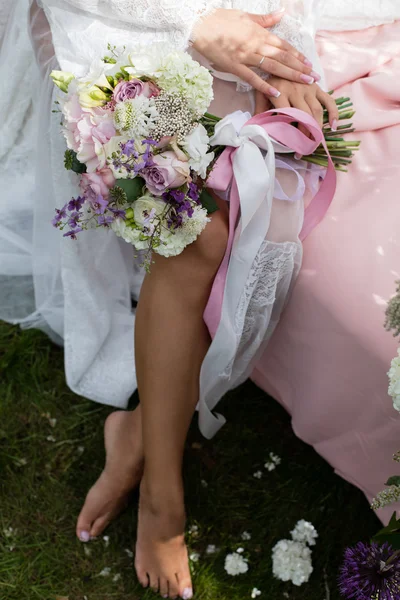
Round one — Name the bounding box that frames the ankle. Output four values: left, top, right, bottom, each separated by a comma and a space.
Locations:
140, 475, 185, 518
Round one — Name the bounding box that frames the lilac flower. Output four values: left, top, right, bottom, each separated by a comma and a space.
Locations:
120, 139, 138, 159
188, 182, 200, 203
90, 194, 109, 215
109, 207, 126, 219
51, 205, 68, 227
68, 196, 85, 211
339, 542, 400, 600
97, 214, 114, 227
68, 211, 81, 228
63, 227, 83, 240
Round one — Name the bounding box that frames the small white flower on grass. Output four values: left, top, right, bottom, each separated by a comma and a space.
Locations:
236, 547, 244, 554
241, 531, 251, 541
206, 544, 218, 555
253, 471, 263, 479
283, 593, 289, 599
8, 545, 15, 552
113, 573, 122, 582
15, 457, 28, 467
188, 525, 199, 536
103, 535, 110, 548
272, 540, 313, 586
49, 418, 57, 428
224, 552, 249, 576
46, 435, 56, 442
83, 545, 91, 557
77, 446, 85, 455
201, 479, 208, 488
99, 567, 111, 577
190, 552, 200, 563
251, 589, 262, 598
4, 527, 15, 538
265, 453, 281, 471
290, 520, 318, 547
124, 548, 133, 558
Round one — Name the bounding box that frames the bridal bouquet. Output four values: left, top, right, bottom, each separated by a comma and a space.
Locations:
51, 44, 220, 269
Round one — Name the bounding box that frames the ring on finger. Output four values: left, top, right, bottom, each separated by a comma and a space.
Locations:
258, 55, 266, 67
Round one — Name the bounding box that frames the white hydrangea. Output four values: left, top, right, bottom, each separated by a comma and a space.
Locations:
272, 540, 313, 586
156, 206, 209, 258
114, 96, 158, 139
224, 552, 249, 576
290, 520, 318, 547
388, 348, 400, 411
155, 51, 214, 115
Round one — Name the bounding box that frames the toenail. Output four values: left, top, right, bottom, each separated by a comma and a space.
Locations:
79, 531, 90, 542
182, 588, 193, 600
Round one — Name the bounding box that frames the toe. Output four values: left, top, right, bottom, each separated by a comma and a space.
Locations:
136, 568, 149, 588
159, 577, 169, 598
76, 508, 92, 543
168, 575, 180, 599
149, 573, 159, 594
177, 571, 193, 600
90, 514, 111, 538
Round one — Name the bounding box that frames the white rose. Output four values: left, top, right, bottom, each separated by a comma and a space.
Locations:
127, 45, 165, 77
133, 195, 166, 227
182, 125, 215, 178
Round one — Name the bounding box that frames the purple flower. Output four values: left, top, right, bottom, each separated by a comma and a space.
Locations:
68, 211, 81, 228
188, 182, 200, 203
52, 205, 67, 227
63, 227, 83, 240
339, 542, 400, 600
120, 139, 138, 158
110, 207, 126, 219
113, 79, 159, 103
68, 196, 85, 211
97, 214, 114, 227
90, 194, 109, 215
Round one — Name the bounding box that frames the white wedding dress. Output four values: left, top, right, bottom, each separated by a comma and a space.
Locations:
1, 0, 400, 437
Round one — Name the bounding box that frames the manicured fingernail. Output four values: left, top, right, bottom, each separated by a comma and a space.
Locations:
304, 58, 313, 67
310, 70, 321, 82
300, 74, 314, 84
331, 119, 338, 131
79, 531, 90, 542
268, 87, 281, 98
182, 588, 193, 600
271, 7, 285, 14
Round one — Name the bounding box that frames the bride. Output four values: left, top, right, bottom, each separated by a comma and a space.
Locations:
1, 0, 400, 598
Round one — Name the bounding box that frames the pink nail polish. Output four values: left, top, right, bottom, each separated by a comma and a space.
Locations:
304, 58, 313, 67
310, 70, 321, 82
79, 531, 90, 542
182, 588, 193, 600
294, 153, 302, 160
268, 87, 281, 98
332, 119, 338, 132
300, 74, 314, 84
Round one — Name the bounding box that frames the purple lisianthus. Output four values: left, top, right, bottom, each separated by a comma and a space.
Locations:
63, 227, 83, 240
52, 205, 68, 227
68, 211, 81, 229
97, 214, 114, 227
68, 196, 85, 212
110, 207, 126, 219
339, 542, 400, 600
113, 79, 160, 103
90, 194, 109, 215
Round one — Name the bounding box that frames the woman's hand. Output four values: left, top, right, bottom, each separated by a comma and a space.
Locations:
254, 78, 339, 129
192, 9, 319, 98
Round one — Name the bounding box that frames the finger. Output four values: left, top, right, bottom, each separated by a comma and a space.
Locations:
250, 55, 315, 84
247, 9, 286, 29
254, 91, 271, 115
259, 30, 311, 65
292, 98, 313, 157
306, 95, 324, 128
233, 64, 282, 98
267, 93, 290, 110
317, 89, 339, 129
257, 46, 318, 79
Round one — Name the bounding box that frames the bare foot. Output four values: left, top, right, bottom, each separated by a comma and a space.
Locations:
76, 408, 143, 541
135, 480, 193, 599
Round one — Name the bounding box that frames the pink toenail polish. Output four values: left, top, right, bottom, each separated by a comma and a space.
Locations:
182, 589, 193, 600
79, 531, 90, 542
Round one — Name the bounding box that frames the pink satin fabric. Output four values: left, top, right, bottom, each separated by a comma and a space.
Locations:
252, 21, 400, 524
205, 108, 336, 338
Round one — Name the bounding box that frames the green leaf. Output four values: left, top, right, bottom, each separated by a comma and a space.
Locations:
64, 150, 87, 174
372, 533, 400, 550
386, 476, 400, 487
115, 178, 144, 203
200, 188, 219, 215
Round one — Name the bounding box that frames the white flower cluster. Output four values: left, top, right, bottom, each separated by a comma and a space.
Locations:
114, 96, 158, 139
272, 520, 317, 587
388, 348, 400, 412
264, 452, 281, 472
224, 552, 249, 576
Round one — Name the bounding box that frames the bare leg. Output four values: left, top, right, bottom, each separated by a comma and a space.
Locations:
76, 406, 144, 540
135, 200, 228, 599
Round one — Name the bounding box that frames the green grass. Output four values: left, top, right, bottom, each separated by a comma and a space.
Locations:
0, 322, 379, 600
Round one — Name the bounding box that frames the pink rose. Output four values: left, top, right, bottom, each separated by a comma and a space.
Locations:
80, 168, 116, 202
113, 79, 160, 103
141, 151, 190, 196
63, 94, 116, 173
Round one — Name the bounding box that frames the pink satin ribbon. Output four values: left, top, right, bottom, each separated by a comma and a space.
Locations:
204, 108, 337, 338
